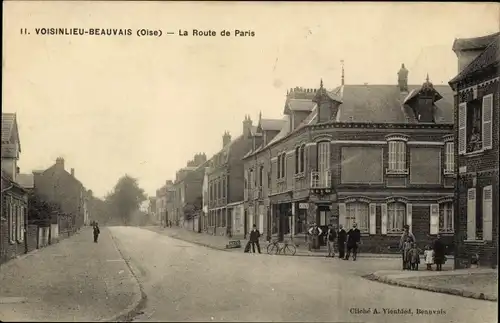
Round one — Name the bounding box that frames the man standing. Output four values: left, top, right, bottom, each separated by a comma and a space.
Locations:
345, 223, 361, 261
326, 224, 337, 258
308, 223, 323, 250
399, 224, 416, 270
249, 224, 261, 254
337, 224, 347, 259
93, 222, 100, 243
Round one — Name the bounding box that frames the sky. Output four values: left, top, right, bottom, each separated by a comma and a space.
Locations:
3, 1, 499, 198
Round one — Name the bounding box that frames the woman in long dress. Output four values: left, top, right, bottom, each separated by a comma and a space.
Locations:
433, 234, 446, 271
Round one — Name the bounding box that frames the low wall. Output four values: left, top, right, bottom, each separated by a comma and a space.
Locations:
26, 225, 38, 253
38, 226, 50, 248
50, 224, 59, 244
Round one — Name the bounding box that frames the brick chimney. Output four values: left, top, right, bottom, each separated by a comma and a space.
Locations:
55, 157, 65, 170
397, 63, 409, 93
222, 131, 231, 147
242, 115, 252, 139
71, 168, 75, 176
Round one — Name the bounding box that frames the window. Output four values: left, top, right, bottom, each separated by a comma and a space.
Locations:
445, 142, 454, 174
259, 165, 264, 187
388, 202, 406, 233
388, 141, 406, 172
277, 153, 286, 179
295, 147, 300, 174
9, 200, 16, 243
277, 156, 281, 179
222, 177, 226, 199
439, 202, 453, 233
459, 94, 493, 154
346, 203, 369, 233
281, 153, 286, 179
300, 145, 305, 173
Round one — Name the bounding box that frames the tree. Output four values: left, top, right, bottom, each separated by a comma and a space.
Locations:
28, 191, 61, 225
183, 196, 202, 220
105, 174, 147, 226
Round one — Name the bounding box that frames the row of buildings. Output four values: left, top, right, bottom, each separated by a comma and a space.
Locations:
1, 113, 93, 264
155, 32, 499, 268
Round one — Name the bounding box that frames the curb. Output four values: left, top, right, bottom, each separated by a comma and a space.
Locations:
153, 230, 411, 260
362, 273, 497, 302
106, 232, 148, 322
149, 229, 415, 260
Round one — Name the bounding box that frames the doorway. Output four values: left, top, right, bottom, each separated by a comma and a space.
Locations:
317, 204, 332, 247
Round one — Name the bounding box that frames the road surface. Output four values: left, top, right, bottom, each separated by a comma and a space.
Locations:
110, 226, 497, 323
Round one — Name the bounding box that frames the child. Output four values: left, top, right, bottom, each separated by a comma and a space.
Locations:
403, 237, 413, 270
423, 245, 434, 270
408, 242, 421, 271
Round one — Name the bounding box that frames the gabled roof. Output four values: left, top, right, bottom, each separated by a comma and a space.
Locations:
2, 113, 21, 152
267, 116, 291, 146
285, 99, 316, 113
452, 32, 500, 52
259, 118, 285, 131
449, 34, 500, 85
333, 84, 453, 124
16, 173, 34, 189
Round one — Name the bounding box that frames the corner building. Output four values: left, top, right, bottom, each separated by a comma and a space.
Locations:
244, 65, 456, 252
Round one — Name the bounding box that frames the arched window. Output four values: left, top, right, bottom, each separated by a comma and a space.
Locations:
295, 147, 300, 174
388, 202, 406, 233
300, 145, 306, 173
346, 202, 369, 233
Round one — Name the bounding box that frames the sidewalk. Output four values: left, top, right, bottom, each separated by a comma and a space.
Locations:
146, 226, 434, 259
364, 268, 497, 302
0, 227, 144, 322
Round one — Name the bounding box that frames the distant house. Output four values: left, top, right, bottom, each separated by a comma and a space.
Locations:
171, 154, 207, 228
449, 32, 499, 268
33, 158, 87, 235
1, 113, 29, 264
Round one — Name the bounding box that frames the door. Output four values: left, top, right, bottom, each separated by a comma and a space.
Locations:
317, 205, 331, 246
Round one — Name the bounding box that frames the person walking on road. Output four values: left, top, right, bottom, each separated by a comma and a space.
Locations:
93, 222, 100, 243
399, 224, 416, 270
337, 224, 347, 259
345, 223, 361, 261
326, 224, 337, 258
248, 224, 262, 254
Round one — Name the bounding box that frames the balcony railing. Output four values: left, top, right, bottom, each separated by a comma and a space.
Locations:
310, 170, 332, 188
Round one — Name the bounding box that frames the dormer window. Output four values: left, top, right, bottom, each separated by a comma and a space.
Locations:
458, 94, 493, 154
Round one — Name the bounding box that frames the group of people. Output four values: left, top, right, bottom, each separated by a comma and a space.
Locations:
399, 225, 446, 271
309, 222, 361, 261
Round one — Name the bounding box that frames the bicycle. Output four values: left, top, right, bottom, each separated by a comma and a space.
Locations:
266, 238, 297, 256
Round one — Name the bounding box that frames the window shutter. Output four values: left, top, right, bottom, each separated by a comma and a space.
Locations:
338, 203, 346, 228
458, 102, 467, 155
406, 203, 412, 233
369, 203, 376, 235
430, 204, 439, 235
381, 203, 388, 235
483, 186, 493, 241
482, 94, 493, 150
467, 188, 476, 240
